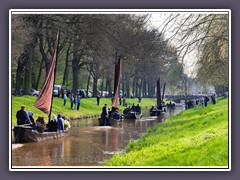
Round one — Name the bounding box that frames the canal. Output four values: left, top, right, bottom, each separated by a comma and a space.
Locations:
11, 106, 183, 166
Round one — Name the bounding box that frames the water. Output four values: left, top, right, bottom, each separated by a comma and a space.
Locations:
11, 107, 183, 166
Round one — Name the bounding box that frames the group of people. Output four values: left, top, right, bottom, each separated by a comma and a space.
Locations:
101, 104, 122, 126
69, 94, 81, 110
185, 94, 216, 109
149, 102, 167, 113
123, 103, 142, 115
16, 105, 70, 133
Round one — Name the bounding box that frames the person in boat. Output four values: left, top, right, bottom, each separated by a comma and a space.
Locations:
46, 115, 58, 132
57, 114, 65, 131
157, 103, 162, 111
135, 104, 142, 114
131, 103, 136, 112
16, 105, 31, 125
102, 104, 109, 126
150, 106, 154, 112
123, 106, 131, 115
111, 109, 122, 120
28, 112, 35, 126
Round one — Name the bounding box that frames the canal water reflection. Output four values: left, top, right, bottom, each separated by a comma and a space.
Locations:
12, 107, 183, 166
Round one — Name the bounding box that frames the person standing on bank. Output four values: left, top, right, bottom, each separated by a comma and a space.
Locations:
70, 94, 74, 109
204, 95, 209, 107
76, 95, 81, 110
63, 93, 67, 106
97, 94, 100, 106
102, 104, 109, 126
16, 105, 31, 125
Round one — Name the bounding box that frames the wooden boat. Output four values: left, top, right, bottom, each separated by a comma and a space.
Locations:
13, 125, 68, 143
149, 109, 164, 116
124, 111, 142, 119
98, 117, 122, 126
109, 117, 122, 126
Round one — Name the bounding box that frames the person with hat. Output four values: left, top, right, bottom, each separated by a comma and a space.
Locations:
28, 111, 35, 126
102, 104, 109, 126
16, 105, 31, 125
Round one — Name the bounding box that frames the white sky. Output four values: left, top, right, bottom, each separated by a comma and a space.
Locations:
147, 13, 198, 77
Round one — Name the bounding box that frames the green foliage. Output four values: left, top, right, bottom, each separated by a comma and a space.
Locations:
106, 98, 229, 166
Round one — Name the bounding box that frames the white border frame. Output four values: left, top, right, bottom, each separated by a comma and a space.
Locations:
9, 9, 231, 171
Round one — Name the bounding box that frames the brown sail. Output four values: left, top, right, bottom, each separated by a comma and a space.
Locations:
34, 32, 59, 115
112, 54, 122, 109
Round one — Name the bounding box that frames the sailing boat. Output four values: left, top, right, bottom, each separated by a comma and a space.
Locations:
13, 32, 68, 143
150, 78, 165, 116
98, 53, 123, 126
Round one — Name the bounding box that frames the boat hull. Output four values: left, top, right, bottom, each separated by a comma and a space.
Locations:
124, 112, 142, 119
13, 125, 68, 143
150, 110, 164, 116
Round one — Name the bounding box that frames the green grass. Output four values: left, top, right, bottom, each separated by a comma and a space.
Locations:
11, 96, 158, 125
105, 98, 229, 166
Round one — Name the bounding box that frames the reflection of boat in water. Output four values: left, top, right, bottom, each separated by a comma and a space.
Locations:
13, 125, 68, 143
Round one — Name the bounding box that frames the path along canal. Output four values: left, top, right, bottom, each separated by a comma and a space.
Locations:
12, 106, 184, 166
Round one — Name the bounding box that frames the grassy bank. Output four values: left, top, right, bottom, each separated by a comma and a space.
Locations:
106, 98, 229, 166
11, 96, 157, 125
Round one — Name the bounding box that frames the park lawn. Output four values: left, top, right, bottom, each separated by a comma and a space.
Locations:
11, 96, 158, 125
105, 98, 229, 166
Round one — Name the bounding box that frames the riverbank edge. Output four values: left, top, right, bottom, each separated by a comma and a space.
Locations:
105, 97, 229, 166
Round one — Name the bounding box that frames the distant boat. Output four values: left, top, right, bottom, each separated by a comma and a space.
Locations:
99, 53, 123, 126
123, 111, 142, 119
150, 78, 165, 116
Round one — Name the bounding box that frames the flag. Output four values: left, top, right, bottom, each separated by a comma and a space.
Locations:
34, 31, 59, 115
112, 55, 122, 108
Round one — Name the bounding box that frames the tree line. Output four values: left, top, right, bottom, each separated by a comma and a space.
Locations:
11, 13, 229, 98
11, 13, 184, 98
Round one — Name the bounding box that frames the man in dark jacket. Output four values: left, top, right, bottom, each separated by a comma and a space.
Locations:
16, 105, 31, 125
102, 104, 109, 126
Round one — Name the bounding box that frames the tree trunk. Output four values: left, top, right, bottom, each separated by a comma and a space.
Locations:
86, 72, 91, 98
126, 80, 130, 98
62, 43, 71, 87
132, 77, 136, 97
35, 58, 44, 90
72, 43, 79, 96
24, 50, 32, 94
106, 78, 112, 97
15, 51, 27, 95
92, 77, 98, 97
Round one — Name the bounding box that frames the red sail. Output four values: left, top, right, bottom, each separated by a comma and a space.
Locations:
34, 32, 59, 115
112, 55, 122, 109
